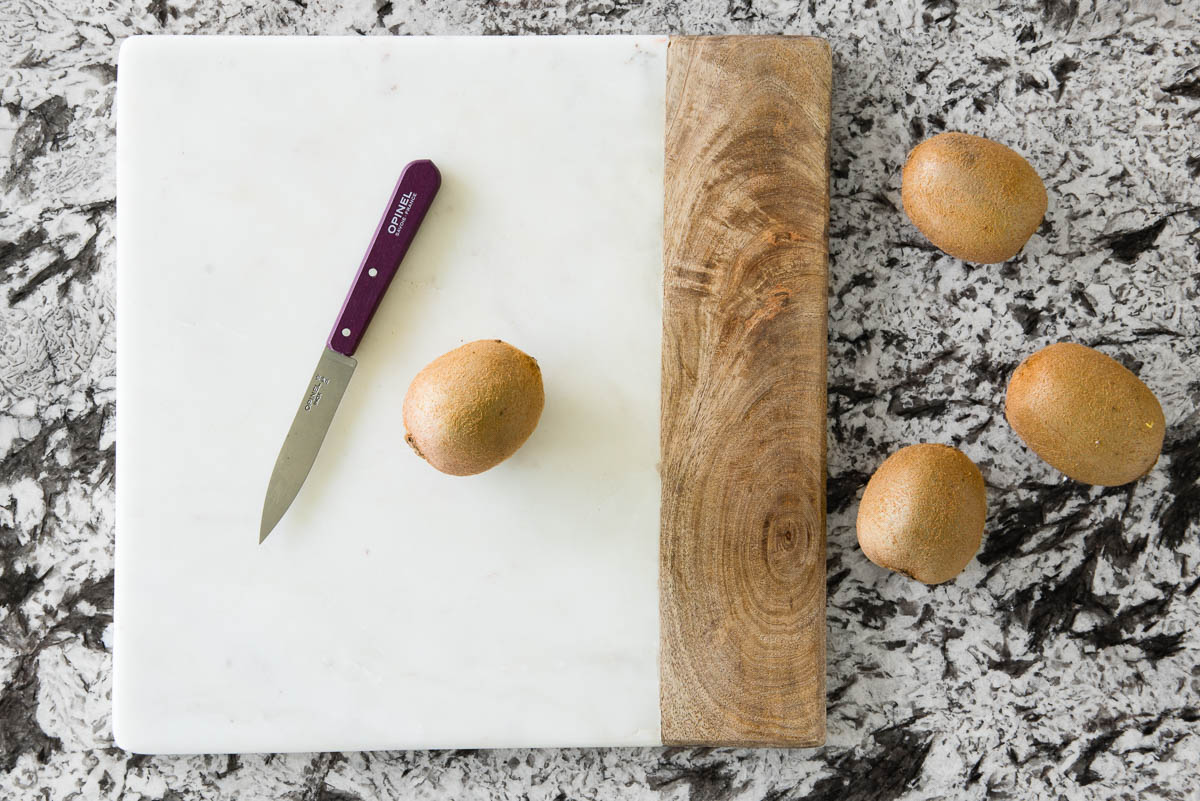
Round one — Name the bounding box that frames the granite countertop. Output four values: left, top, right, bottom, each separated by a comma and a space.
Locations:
1, 1, 1197, 799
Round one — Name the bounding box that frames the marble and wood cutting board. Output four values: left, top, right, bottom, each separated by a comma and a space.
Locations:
115, 34, 831, 752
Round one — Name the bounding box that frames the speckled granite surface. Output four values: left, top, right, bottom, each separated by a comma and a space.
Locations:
1, 1, 1197, 798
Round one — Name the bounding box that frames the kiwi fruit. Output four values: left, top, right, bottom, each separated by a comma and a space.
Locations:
1005, 342, 1165, 486
901, 132, 1047, 263
403, 340, 544, 476
856, 443, 987, 585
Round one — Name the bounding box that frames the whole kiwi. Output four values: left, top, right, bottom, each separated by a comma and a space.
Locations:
902, 132, 1047, 263
403, 340, 544, 476
856, 443, 987, 585
1005, 342, 1165, 486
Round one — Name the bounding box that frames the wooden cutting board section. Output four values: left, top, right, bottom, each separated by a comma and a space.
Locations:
660, 36, 831, 747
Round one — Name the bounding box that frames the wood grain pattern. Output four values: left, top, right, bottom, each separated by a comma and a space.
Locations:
659, 35, 831, 747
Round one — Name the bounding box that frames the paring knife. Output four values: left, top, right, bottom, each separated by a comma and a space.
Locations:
259, 159, 441, 543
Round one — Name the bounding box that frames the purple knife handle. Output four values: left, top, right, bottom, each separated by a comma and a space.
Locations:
327, 160, 441, 356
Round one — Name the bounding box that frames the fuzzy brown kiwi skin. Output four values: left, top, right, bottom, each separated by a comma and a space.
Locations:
403, 340, 545, 476
901, 132, 1047, 264
856, 443, 987, 585
404, 433, 425, 461
1005, 342, 1165, 486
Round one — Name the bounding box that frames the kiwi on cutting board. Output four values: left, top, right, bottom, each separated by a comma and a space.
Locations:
1005, 342, 1165, 486
403, 339, 545, 476
856, 443, 987, 585
901, 132, 1047, 264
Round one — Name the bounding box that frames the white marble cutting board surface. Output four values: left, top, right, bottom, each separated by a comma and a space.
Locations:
115, 35, 667, 753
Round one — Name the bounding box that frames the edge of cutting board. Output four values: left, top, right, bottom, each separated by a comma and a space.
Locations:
659, 35, 831, 748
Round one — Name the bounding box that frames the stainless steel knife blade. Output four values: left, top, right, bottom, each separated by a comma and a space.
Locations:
260, 348, 357, 542
258, 159, 440, 543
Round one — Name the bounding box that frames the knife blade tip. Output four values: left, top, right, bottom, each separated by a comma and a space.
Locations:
259, 513, 277, 544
